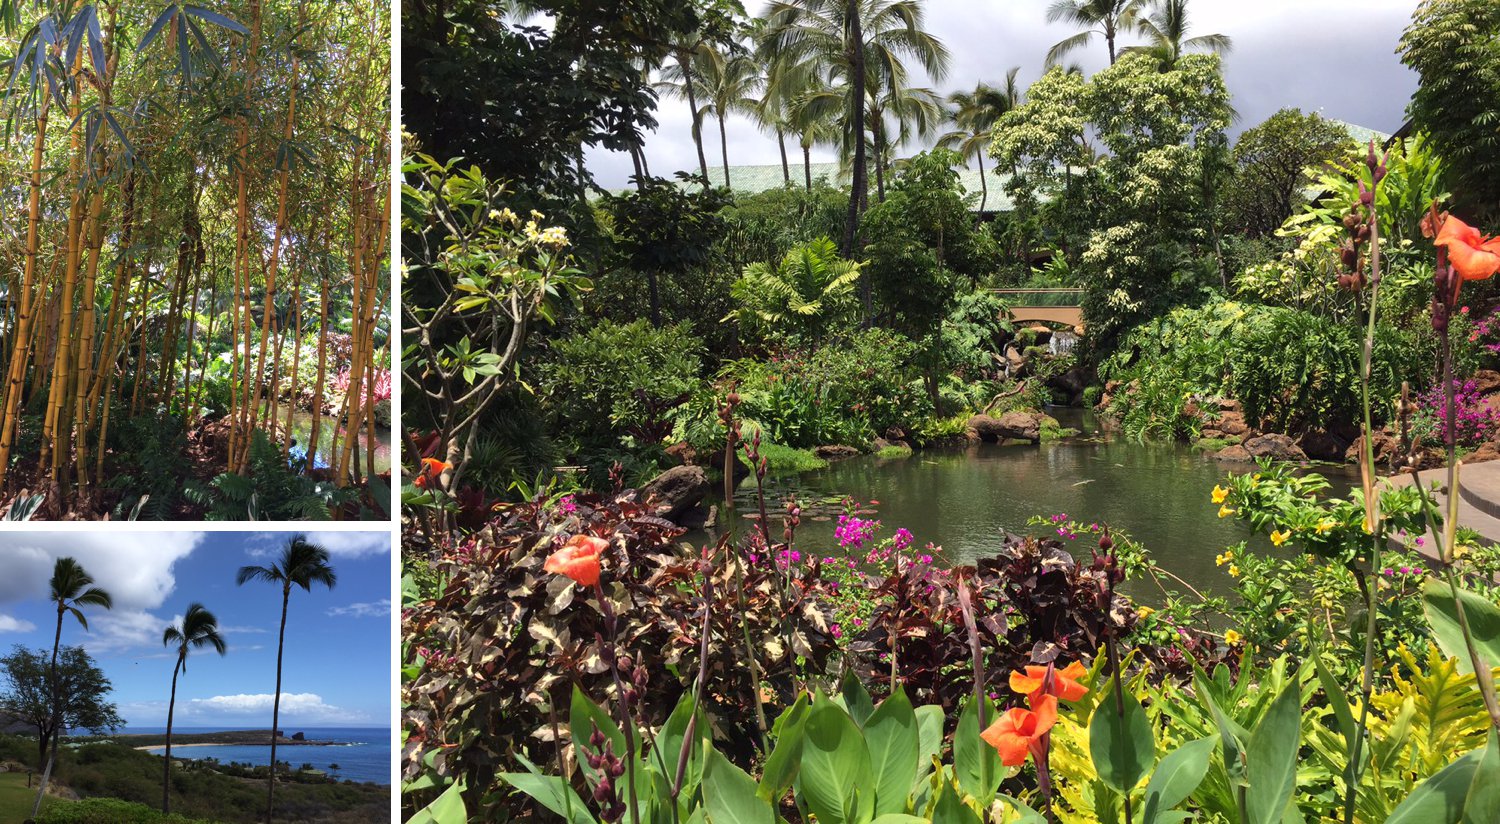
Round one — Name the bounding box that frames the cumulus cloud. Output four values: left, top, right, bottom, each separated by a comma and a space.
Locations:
244, 531, 390, 560
0, 614, 36, 633
326, 600, 390, 619
186, 692, 369, 724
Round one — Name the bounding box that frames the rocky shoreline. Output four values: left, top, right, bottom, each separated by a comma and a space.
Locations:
112, 729, 342, 748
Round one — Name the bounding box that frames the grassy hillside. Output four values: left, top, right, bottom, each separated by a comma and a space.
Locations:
0, 735, 387, 823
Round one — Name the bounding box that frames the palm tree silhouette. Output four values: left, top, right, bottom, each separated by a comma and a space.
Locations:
237, 535, 336, 823
32, 557, 112, 818
939, 71, 1023, 215
1044, 0, 1146, 66
162, 603, 227, 814
660, 43, 763, 189
1124, 0, 1232, 66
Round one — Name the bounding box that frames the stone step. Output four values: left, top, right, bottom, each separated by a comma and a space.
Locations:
1387, 467, 1500, 556
1457, 460, 1500, 520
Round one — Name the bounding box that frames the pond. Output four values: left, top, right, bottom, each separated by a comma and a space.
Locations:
269, 402, 392, 475
714, 409, 1358, 601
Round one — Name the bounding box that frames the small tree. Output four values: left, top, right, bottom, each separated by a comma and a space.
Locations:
0, 645, 123, 768
1225, 108, 1358, 237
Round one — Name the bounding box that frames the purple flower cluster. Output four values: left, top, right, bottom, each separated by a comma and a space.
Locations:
1421, 377, 1499, 446
835, 514, 880, 550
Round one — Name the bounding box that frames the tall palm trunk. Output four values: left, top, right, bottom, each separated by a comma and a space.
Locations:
803, 144, 813, 190
718, 112, 731, 189
32, 609, 65, 818
163, 655, 182, 813
777, 131, 790, 183
267, 585, 290, 823
976, 150, 988, 216
677, 48, 710, 187
873, 121, 887, 203
843, 0, 867, 264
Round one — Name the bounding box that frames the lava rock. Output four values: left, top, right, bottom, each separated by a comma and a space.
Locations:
814, 445, 861, 460
1298, 429, 1348, 462
1244, 434, 1307, 462
1214, 445, 1254, 462
967, 411, 1041, 444
641, 465, 710, 521
1215, 411, 1250, 437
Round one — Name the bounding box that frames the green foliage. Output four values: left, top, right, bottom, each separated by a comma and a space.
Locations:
545, 319, 704, 451
716, 180, 851, 274
34, 797, 214, 824
1299, 132, 1451, 247
731, 237, 862, 348
756, 442, 830, 473
187, 431, 356, 520
1224, 107, 1359, 237
1102, 299, 1435, 438
1398, 0, 1500, 223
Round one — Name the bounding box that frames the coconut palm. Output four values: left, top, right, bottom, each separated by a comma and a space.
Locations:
1044, 0, 1146, 66
32, 557, 113, 818
1126, 0, 1232, 65
939, 70, 1023, 215
237, 535, 336, 824
761, 0, 950, 255
161, 603, 227, 814
788, 93, 841, 189
660, 43, 763, 189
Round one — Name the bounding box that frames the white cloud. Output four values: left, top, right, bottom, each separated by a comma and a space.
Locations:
245, 531, 390, 559
186, 692, 369, 724
0, 614, 36, 633
326, 600, 390, 619
217, 625, 268, 635
0, 532, 204, 611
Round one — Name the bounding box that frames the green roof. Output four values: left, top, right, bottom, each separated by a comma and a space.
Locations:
638, 160, 1015, 212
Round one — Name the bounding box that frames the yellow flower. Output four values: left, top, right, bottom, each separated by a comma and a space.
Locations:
1137, 606, 1155, 619
1361, 519, 1373, 535
1228, 564, 1240, 577
1218, 504, 1234, 519
1215, 550, 1233, 567
1270, 530, 1290, 547
1316, 519, 1336, 534
1211, 485, 1229, 504
1224, 629, 1242, 645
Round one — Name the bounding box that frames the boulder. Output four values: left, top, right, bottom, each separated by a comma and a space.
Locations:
1474, 369, 1500, 396
1214, 445, 1254, 462
1243, 434, 1307, 462
1468, 442, 1500, 464
705, 446, 751, 482
967, 411, 1042, 444
641, 465, 710, 521
1345, 430, 1402, 468
1298, 429, 1348, 462
1215, 411, 1250, 437
664, 441, 697, 466
1216, 398, 1243, 413
814, 445, 861, 460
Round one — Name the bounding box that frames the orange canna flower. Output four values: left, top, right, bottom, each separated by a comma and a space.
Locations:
981, 694, 1058, 766
1435, 214, 1500, 282
1009, 661, 1089, 703
413, 457, 453, 489
544, 534, 608, 587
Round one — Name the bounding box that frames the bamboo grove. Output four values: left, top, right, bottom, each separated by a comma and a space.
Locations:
0, 1, 391, 519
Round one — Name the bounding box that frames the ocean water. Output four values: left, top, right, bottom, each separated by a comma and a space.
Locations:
131, 726, 391, 785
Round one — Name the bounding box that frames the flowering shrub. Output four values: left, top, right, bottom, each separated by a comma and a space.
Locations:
1413, 376, 1500, 447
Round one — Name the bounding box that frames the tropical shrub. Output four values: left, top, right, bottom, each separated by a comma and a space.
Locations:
730, 237, 862, 348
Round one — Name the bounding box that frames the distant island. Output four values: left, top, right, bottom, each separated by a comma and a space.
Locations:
105, 729, 346, 749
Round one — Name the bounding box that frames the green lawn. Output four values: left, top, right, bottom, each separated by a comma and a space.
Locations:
0, 769, 70, 821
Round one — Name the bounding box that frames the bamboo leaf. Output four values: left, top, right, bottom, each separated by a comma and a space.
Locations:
183, 5, 250, 35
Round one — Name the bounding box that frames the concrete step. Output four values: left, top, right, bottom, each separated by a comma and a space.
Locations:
1457, 460, 1500, 520
1387, 467, 1500, 556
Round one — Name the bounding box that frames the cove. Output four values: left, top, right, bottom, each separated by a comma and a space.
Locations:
715, 408, 1359, 598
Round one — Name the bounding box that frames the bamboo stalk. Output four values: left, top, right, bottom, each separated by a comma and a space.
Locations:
0, 94, 52, 492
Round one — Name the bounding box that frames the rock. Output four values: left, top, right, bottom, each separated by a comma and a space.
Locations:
1474, 369, 1500, 396
967, 411, 1042, 443
1216, 398, 1243, 413
1215, 411, 1250, 437
640, 465, 710, 521
884, 426, 908, 441
1214, 445, 1254, 462
1468, 442, 1500, 464
1298, 429, 1348, 462
1244, 434, 1307, 462
1199, 428, 1226, 440
705, 446, 751, 482
814, 445, 861, 460
1345, 430, 1401, 468
676, 503, 718, 530
1182, 399, 1202, 420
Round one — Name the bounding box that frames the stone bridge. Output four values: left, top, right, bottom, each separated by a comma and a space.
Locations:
992, 289, 1084, 328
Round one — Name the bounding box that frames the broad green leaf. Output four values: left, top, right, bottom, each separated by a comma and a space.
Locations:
651, 693, 703, 800
1385, 747, 1483, 824
1141, 736, 1216, 824
1313, 655, 1356, 745
571, 686, 626, 784
1423, 579, 1500, 674
760, 694, 811, 803
408, 779, 469, 824
932, 776, 983, 824
703, 746, 775, 824
1198, 680, 1248, 784
870, 817, 928, 824
996, 794, 1047, 824
953, 695, 1002, 806
498, 772, 595, 824
913, 704, 944, 789
1463, 729, 1500, 824
1089, 678, 1156, 794
1245, 681, 1301, 824
798, 702, 875, 824
842, 668, 876, 727
865, 687, 920, 814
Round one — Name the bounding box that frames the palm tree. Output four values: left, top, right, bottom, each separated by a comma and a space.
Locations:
237, 535, 336, 824
32, 557, 112, 818
762, 0, 950, 255
939, 71, 1023, 215
162, 603, 227, 814
1126, 0, 1232, 66
660, 43, 762, 189
731, 237, 862, 346
1044, 0, 1146, 66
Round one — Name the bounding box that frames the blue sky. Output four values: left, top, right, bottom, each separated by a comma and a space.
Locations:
0, 531, 391, 730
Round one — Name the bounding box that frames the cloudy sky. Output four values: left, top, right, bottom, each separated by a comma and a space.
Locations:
585, 0, 1421, 188
0, 531, 390, 730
